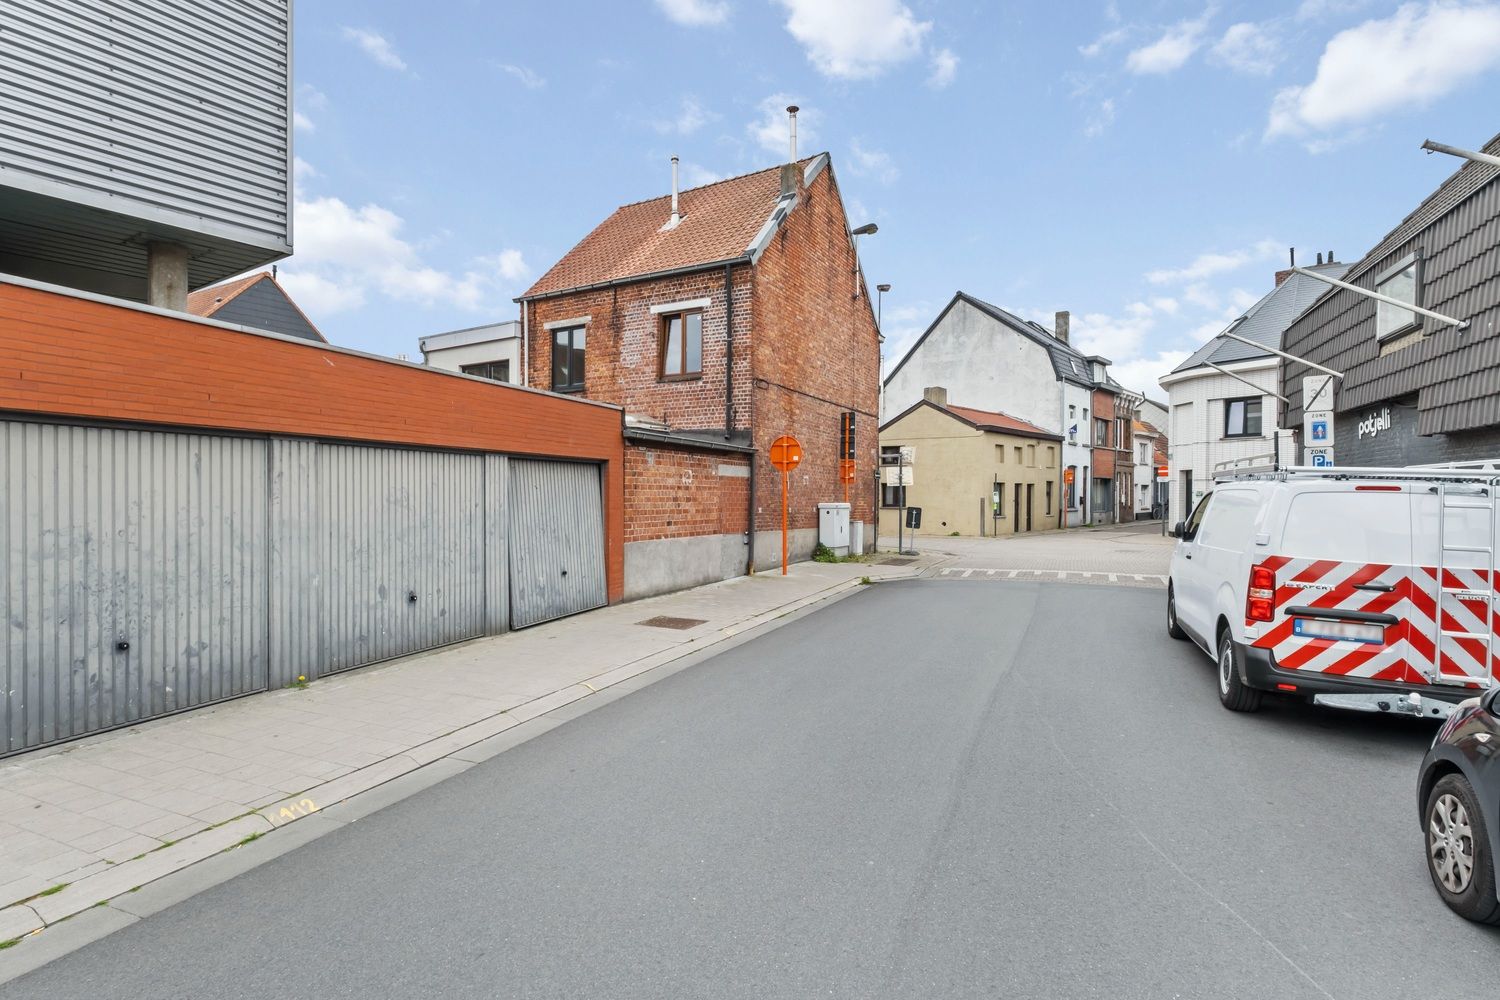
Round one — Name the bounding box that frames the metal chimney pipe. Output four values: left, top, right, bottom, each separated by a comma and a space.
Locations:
787, 105, 799, 162
670, 155, 680, 227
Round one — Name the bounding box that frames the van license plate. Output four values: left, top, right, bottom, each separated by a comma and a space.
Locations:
1293, 619, 1383, 644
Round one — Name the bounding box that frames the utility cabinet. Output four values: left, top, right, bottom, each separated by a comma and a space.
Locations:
817, 502, 851, 556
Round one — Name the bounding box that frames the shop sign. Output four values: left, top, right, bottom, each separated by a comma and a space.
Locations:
1357, 407, 1393, 439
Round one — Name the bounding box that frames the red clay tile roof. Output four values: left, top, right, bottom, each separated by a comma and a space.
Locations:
946, 404, 1059, 439
186, 271, 266, 317
521, 159, 814, 299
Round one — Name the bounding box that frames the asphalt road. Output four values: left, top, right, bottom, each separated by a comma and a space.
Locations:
6, 580, 1497, 999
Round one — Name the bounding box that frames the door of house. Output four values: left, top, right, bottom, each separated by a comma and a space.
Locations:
1013, 484, 1022, 534
1026, 484, 1034, 531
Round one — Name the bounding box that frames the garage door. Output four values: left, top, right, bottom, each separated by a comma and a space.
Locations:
508, 459, 607, 627
318, 444, 487, 671
1, 420, 269, 754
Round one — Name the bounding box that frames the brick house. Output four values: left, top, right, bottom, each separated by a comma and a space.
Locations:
517, 152, 880, 598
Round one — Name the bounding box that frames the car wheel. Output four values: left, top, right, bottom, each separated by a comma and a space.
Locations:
1167, 584, 1187, 640
1425, 773, 1500, 924
1217, 630, 1262, 712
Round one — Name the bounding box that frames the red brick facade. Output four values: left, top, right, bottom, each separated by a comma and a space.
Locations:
1091, 387, 1116, 480
522, 158, 880, 566
624, 446, 749, 544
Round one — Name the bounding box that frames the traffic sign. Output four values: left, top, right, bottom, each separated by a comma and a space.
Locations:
1307, 447, 1334, 467
1063, 467, 1075, 485
1156, 464, 1169, 481
839, 458, 856, 483
769, 435, 803, 472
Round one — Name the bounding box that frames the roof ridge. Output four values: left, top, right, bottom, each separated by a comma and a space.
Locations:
611, 154, 823, 211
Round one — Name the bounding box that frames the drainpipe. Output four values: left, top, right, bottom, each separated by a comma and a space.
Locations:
724, 262, 734, 437
746, 455, 757, 576
521, 301, 529, 387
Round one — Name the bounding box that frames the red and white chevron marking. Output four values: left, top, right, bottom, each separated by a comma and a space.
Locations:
1248, 556, 1494, 688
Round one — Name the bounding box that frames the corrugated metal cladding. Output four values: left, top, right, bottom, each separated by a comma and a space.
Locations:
317, 445, 486, 672
3, 422, 608, 755
2, 421, 270, 755
509, 460, 608, 627
1282, 152, 1500, 438
0, 0, 291, 251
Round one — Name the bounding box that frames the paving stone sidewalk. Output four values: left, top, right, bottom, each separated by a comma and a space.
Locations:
0, 555, 934, 942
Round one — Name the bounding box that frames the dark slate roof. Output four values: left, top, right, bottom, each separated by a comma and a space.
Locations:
1280, 131, 1500, 436
187, 272, 326, 343
1170, 261, 1348, 375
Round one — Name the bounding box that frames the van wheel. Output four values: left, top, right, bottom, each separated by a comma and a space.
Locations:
1425, 774, 1500, 924
1167, 584, 1187, 640
1217, 630, 1262, 712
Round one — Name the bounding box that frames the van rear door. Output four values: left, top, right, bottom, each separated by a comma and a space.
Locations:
1413, 483, 1497, 690
1250, 485, 1422, 684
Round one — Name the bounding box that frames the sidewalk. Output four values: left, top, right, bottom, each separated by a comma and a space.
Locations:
0, 554, 936, 947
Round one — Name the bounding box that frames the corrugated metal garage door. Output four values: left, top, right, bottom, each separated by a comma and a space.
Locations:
317, 444, 487, 671
508, 459, 607, 627
1, 420, 269, 754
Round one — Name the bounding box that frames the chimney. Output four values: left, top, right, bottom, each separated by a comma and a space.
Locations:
1275, 247, 1296, 287
1054, 310, 1070, 344
923, 386, 948, 408
668, 155, 681, 228
1316, 251, 1324, 265
780, 106, 800, 198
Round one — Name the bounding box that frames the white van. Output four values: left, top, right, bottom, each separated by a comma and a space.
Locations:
1167, 462, 1499, 718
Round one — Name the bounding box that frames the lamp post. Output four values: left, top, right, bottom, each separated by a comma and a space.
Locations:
876, 283, 890, 330
850, 223, 877, 298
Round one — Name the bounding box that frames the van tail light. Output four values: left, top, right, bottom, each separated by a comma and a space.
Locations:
1247, 563, 1276, 622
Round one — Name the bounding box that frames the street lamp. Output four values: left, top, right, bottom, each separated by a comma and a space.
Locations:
876, 283, 891, 331
851, 223, 878, 298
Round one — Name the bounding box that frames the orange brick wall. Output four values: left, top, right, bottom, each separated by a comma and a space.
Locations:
624, 445, 750, 544
0, 282, 628, 603
750, 164, 882, 534
1091, 387, 1116, 479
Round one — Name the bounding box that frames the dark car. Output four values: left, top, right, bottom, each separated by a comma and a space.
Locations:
1418, 686, 1500, 923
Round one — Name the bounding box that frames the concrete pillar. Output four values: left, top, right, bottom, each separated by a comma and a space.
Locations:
146, 241, 189, 310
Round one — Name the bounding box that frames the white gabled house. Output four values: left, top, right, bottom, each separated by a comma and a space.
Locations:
1157, 259, 1346, 524
883, 292, 1119, 527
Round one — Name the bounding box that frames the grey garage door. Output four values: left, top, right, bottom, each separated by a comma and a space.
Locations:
508, 459, 607, 627
2, 420, 270, 754
317, 444, 487, 671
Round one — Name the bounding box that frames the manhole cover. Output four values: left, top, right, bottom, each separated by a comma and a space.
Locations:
876, 557, 917, 566
637, 616, 708, 630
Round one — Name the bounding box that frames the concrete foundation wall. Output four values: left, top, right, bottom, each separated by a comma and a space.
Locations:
624, 533, 748, 600
753, 527, 819, 571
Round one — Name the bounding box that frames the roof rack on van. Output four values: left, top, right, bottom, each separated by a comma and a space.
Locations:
1216, 463, 1500, 485
1212, 453, 1280, 479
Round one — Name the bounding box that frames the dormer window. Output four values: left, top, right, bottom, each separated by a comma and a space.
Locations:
1375, 252, 1421, 340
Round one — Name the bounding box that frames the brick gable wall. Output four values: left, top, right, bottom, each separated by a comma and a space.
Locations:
624, 446, 749, 544
750, 164, 881, 538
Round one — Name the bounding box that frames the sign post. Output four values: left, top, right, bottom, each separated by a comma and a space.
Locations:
769, 435, 803, 576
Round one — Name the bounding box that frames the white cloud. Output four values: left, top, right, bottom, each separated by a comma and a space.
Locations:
680, 161, 724, 188
496, 63, 545, 89
293, 156, 318, 182
1083, 97, 1116, 138
293, 110, 314, 132
1111, 351, 1191, 401
653, 97, 715, 135
848, 139, 899, 184
654, 0, 730, 26
1080, 26, 1129, 57
1145, 239, 1281, 284
774, 0, 931, 79
749, 94, 816, 157
1296, 0, 1369, 19
294, 84, 327, 131
1150, 297, 1180, 315
1211, 21, 1281, 74
281, 195, 526, 316
341, 27, 407, 72
1125, 10, 1212, 74
927, 47, 959, 87
1267, 1, 1500, 139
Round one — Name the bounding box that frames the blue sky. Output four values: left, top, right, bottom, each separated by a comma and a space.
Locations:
285, 0, 1500, 401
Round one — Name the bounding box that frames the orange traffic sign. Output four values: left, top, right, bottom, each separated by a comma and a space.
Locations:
1063, 467, 1075, 485
770, 435, 803, 472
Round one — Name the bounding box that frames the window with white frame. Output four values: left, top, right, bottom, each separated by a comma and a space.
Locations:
1375, 253, 1421, 340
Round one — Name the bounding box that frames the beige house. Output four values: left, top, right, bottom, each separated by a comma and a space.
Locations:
880, 387, 1063, 537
